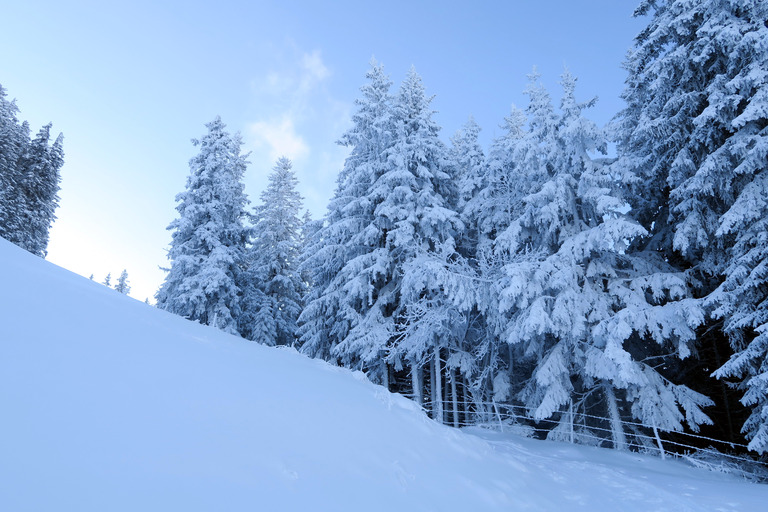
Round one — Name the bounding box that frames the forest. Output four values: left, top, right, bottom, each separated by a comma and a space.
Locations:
2, 0, 766, 461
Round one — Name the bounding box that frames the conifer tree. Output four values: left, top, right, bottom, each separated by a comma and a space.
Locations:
115, 269, 131, 295
496, 70, 712, 446
616, 0, 768, 452
155, 116, 250, 334
298, 60, 395, 366
0, 85, 63, 257
354, 66, 461, 407
297, 210, 320, 297
448, 117, 485, 257
102, 273, 112, 287
12, 124, 63, 257
0, 85, 25, 239
240, 157, 304, 346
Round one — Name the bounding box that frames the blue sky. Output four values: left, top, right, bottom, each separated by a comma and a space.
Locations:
1, 1, 646, 301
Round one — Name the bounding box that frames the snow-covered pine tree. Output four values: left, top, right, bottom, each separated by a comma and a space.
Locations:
447, 118, 485, 256
466, 107, 527, 258
155, 116, 250, 334
497, 70, 712, 448
102, 273, 112, 287
240, 157, 304, 346
439, 117, 494, 420
115, 269, 130, 294
0, 85, 25, 241
295, 209, 322, 312
696, 0, 767, 453
0, 86, 63, 257
297, 60, 394, 368
616, 0, 768, 452
358, 66, 462, 417
11, 124, 63, 257
460, 71, 561, 420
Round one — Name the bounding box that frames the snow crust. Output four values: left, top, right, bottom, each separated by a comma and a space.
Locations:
1, 237, 765, 511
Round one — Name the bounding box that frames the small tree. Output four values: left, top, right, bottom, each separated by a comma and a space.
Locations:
115, 269, 131, 295
240, 157, 304, 346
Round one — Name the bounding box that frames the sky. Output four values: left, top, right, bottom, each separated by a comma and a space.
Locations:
1, 0, 647, 302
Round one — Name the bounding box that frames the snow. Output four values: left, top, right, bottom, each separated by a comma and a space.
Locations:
1, 237, 766, 511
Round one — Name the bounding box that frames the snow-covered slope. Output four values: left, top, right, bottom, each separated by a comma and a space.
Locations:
1, 238, 765, 511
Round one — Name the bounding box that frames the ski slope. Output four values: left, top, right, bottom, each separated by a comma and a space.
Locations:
1, 237, 766, 511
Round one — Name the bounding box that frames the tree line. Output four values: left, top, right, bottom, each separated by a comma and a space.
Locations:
157, 0, 768, 455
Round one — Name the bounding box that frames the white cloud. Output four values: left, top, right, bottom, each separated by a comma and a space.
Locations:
300, 50, 330, 93
247, 49, 333, 162
248, 116, 309, 162
245, 47, 352, 217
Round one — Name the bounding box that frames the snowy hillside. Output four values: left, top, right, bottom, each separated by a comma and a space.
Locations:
1, 237, 766, 512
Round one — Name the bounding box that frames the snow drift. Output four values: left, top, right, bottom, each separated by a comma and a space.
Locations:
0, 237, 765, 511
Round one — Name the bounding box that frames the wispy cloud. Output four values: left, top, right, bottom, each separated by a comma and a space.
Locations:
248, 116, 309, 162
246, 48, 335, 161
245, 45, 351, 217
300, 50, 330, 92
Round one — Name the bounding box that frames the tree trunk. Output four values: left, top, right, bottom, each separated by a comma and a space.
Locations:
451, 367, 459, 428
411, 364, 423, 408
433, 347, 443, 423
463, 377, 471, 426
604, 384, 627, 451
381, 359, 389, 390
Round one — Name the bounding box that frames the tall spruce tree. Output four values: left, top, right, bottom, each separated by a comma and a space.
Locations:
14, 124, 64, 257
240, 157, 304, 346
0, 85, 63, 257
298, 60, 395, 366
359, 66, 462, 414
448, 117, 485, 257
155, 116, 250, 334
616, 0, 768, 452
0, 85, 24, 240
707, 0, 768, 453
493, 70, 712, 447
442, 117, 497, 419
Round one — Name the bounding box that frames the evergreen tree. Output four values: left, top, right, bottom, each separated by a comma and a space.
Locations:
299, 64, 463, 410
457, 71, 561, 417
354, 66, 461, 409
448, 117, 485, 256
155, 116, 250, 334
12, 124, 63, 256
0, 85, 63, 257
496, 70, 712, 447
466, 107, 526, 258
0, 85, 25, 239
115, 269, 131, 294
102, 272, 112, 287
298, 60, 395, 366
240, 157, 304, 346
297, 209, 321, 297
616, 0, 768, 452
